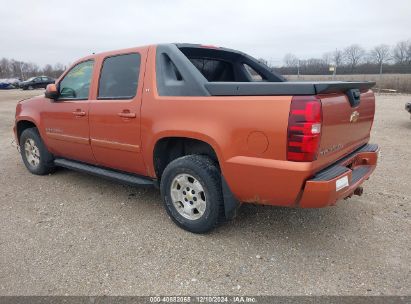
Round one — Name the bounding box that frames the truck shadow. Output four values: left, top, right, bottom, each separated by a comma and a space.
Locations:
234, 203, 352, 232
52, 168, 366, 249
214, 201, 370, 250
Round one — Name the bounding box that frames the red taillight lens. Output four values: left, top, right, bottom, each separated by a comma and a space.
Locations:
287, 96, 322, 162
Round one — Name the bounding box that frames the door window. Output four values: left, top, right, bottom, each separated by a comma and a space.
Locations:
98, 53, 141, 99
59, 60, 94, 100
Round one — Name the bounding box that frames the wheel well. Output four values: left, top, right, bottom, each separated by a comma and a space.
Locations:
153, 137, 219, 178
16, 120, 36, 143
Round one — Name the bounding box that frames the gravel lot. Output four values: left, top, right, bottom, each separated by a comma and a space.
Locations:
0, 90, 409, 296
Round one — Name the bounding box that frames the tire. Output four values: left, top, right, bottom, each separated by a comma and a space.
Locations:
160, 155, 224, 233
20, 128, 55, 175
28, 85, 34, 90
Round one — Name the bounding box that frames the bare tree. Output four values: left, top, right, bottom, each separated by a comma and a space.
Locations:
22, 62, 40, 78
10, 60, 23, 79
329, 49, 344, 77
344, 44, 365, 72
257, 58, 269, 68
0, 58, 12, 78
332, 49, 344, 67
0, 57, 67, 80
42, 64, 54, 76
322, 52, 333, 65
275, 39, 411, 75
283, 53, 299, 67
283, 53, 300, 77
407, 42, 411, 64
392, 41, 409, 64
52, 63, 66, 79
370, 44, 391, 75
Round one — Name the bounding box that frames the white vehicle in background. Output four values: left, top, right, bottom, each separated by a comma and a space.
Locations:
406, 102, 411, 119
0, 78, 21, 89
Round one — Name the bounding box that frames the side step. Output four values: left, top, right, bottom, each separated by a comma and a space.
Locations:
54, 158, 155, 187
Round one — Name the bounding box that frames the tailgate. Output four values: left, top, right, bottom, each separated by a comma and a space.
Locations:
315, 89, 375, 169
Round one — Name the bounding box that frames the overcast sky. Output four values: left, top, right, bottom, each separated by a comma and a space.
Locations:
1, 0, 410, 67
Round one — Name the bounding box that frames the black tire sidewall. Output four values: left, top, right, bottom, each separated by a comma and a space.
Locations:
20, 128, 54, 175
160, 155, 223, 233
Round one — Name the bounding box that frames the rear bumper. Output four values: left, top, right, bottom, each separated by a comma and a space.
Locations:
299, 144, 379, 208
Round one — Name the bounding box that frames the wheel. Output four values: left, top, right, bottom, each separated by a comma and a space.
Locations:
21, 86, 27, 90
28, 85, 34, 90
160, 155, 224, 233
20, 128, 54, 175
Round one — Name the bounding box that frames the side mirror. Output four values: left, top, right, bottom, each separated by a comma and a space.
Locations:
45, 83, 59, 100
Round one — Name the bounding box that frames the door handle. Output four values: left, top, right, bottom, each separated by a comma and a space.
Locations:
118, 110, 136, 118
72, 109, 86, 116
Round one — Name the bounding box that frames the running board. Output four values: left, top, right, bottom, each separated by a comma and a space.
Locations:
54, 158, 155, 187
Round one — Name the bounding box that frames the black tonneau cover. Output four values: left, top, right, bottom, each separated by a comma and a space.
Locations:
205, 81, 376, 96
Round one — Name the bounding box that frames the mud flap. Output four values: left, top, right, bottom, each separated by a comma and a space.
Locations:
221, 175, 240, 220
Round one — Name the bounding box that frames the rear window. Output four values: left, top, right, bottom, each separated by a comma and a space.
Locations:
98, 53, 141, 99
189, 58, 234, 82
243, 64, 264, 81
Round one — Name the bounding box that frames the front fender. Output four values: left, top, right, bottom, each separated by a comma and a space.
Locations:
15, 97, 46, 145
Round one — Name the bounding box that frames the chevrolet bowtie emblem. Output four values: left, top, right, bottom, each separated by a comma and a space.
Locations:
350, 111, 360, 123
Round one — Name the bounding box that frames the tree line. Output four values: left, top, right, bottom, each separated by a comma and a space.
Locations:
271, 39, 411, 75
2, 39, 411, 80
0, 58, 66, 80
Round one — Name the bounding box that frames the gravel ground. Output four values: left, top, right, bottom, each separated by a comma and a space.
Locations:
0, 90, 409, 296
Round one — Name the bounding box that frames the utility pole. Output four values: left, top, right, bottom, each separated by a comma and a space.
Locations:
19, 62, 24, 80
333, 48, 340, 80
379, 61, 383, 93
329, 66, 336, 80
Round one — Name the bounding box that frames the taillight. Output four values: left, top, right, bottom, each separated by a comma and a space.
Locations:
287, 96, 322, 162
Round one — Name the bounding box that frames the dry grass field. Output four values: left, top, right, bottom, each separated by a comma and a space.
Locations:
285, 74, 411, 93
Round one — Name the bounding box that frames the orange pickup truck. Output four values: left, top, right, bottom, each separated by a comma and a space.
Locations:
14, 43, 379, 233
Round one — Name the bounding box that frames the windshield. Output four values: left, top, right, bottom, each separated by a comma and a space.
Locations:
26, 77, 35, 81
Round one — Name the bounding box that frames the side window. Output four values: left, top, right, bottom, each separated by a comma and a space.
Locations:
59, 60, 94, 100
243, 64, 264, 81
98, 53, 141, 99
41, 77, 48, 82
